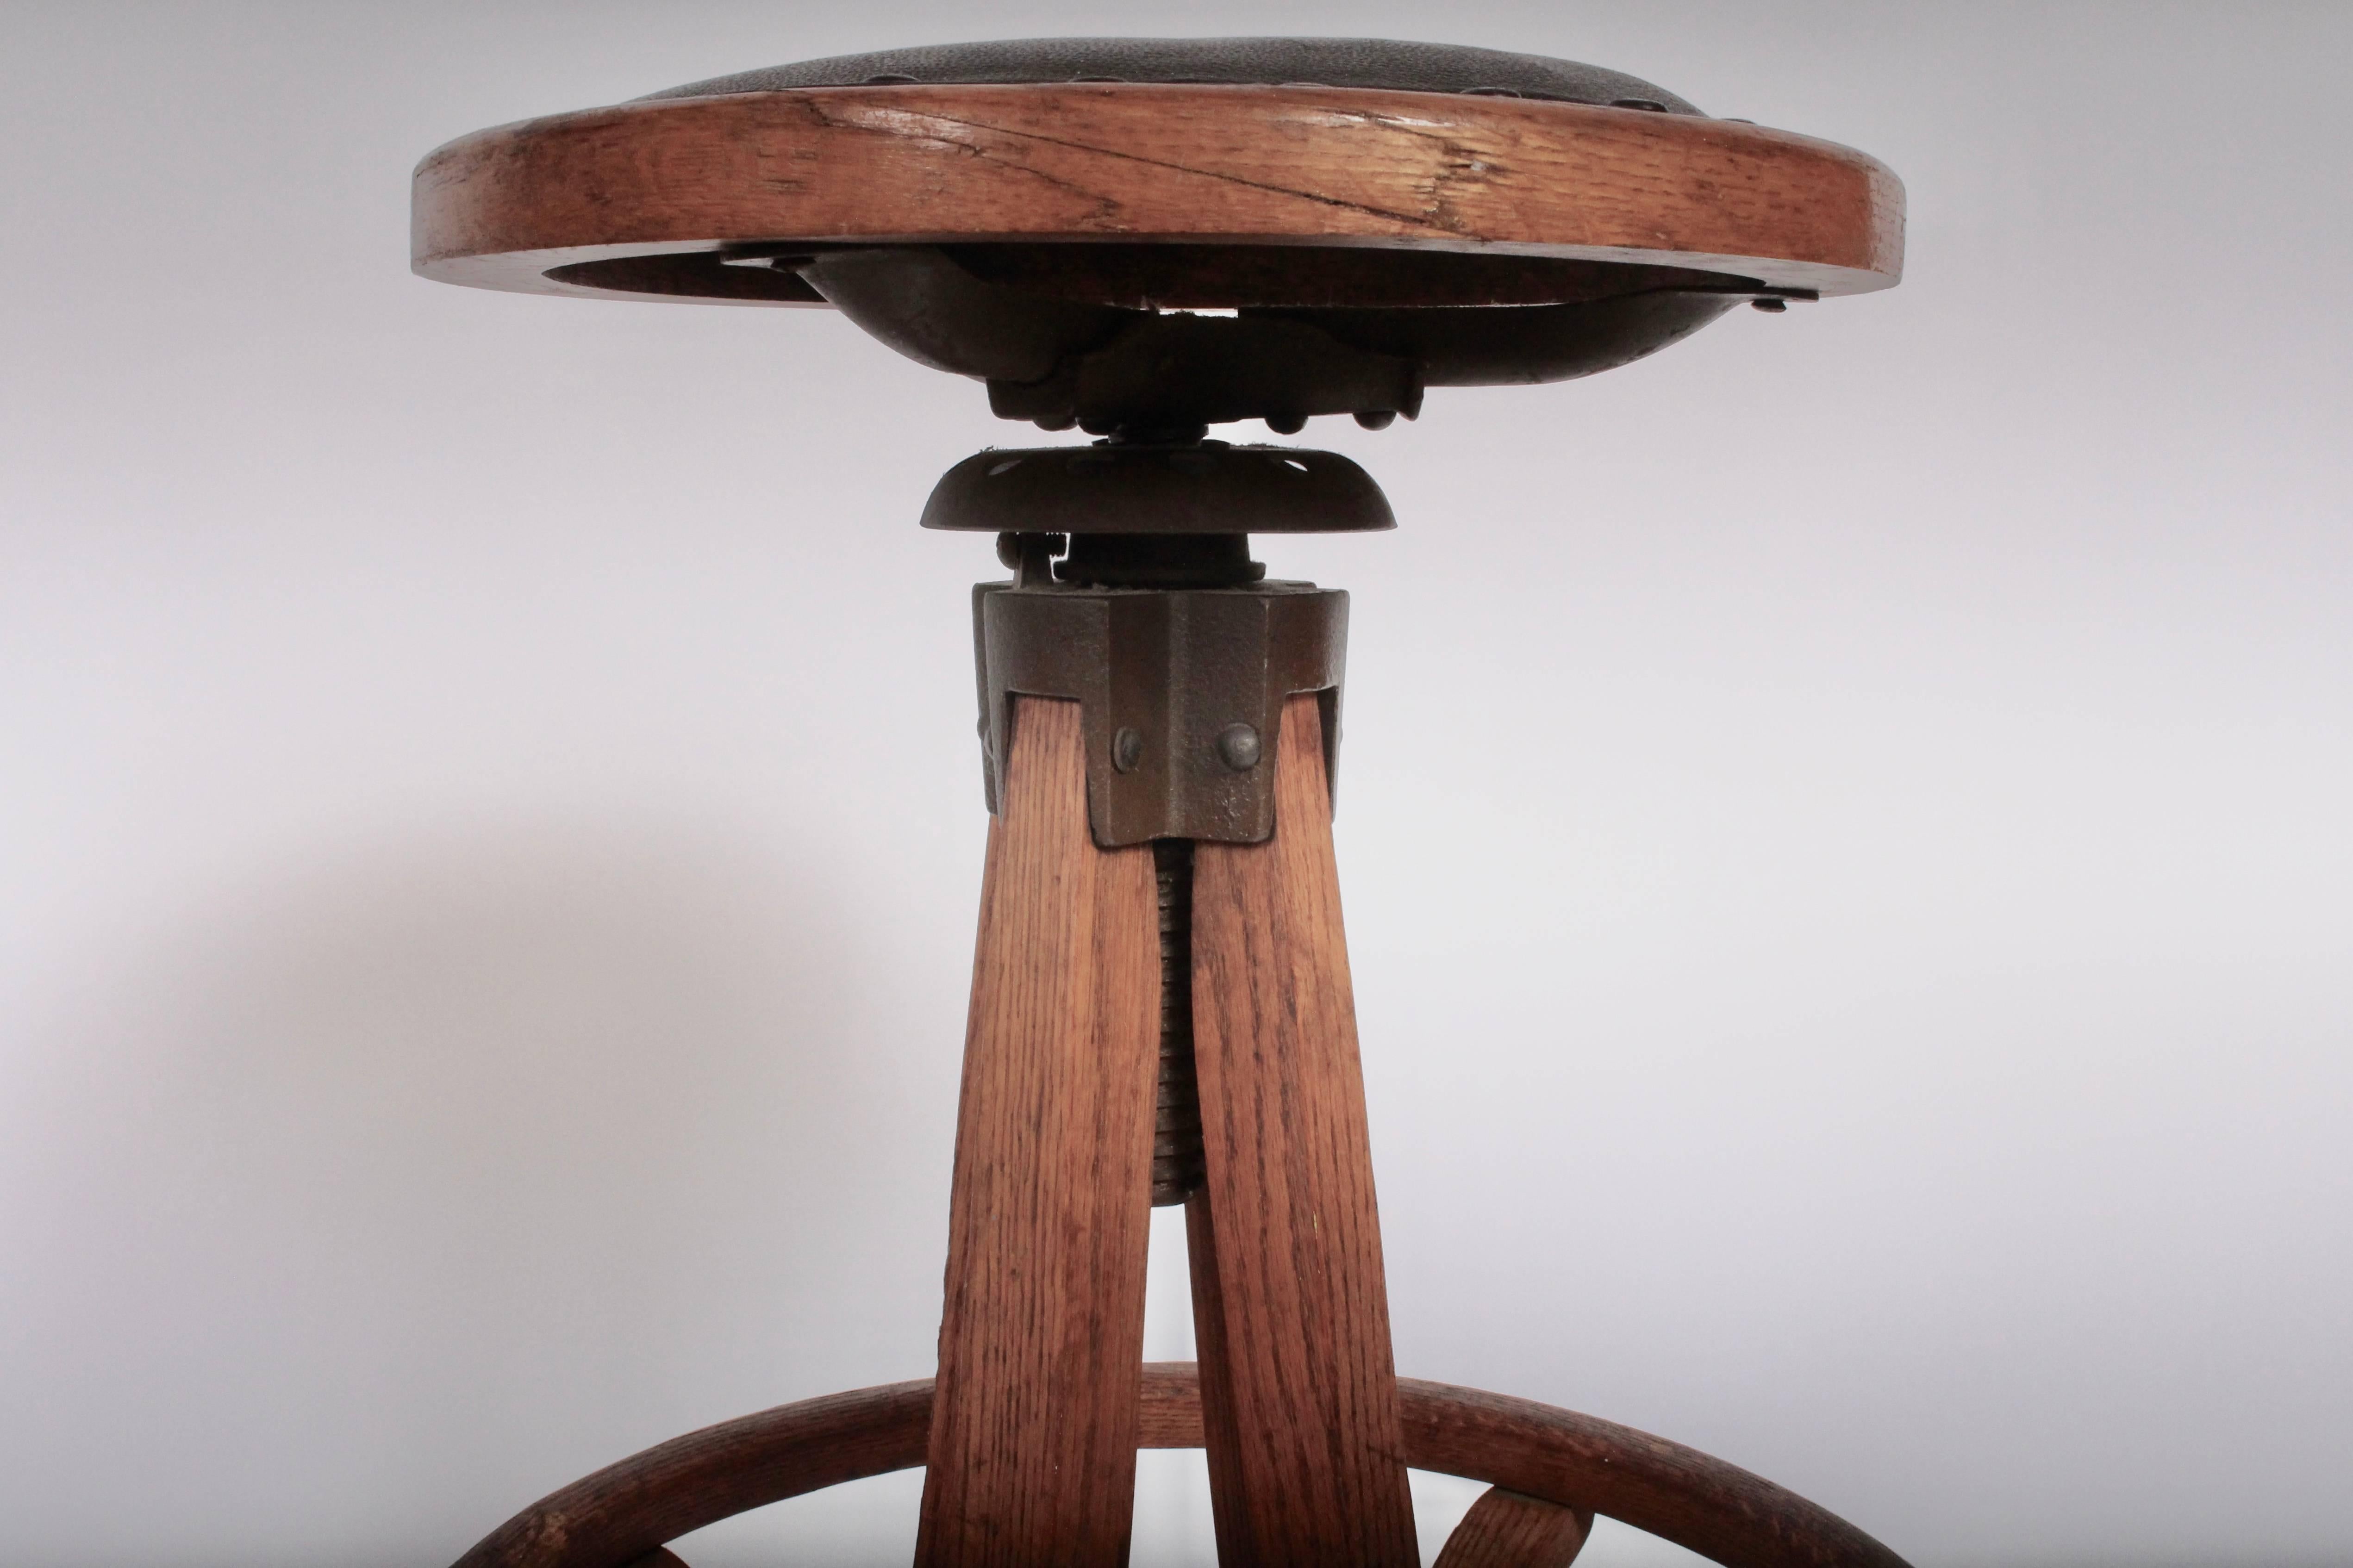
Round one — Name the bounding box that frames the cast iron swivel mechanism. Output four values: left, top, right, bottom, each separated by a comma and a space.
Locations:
413, 37, 1910, 1568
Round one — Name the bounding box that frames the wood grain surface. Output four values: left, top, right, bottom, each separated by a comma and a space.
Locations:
914, 697, 1161, 1568
1186, 695, 1418, 1568
1434, 1487, 1594, 1568
412, 84, 1902, 302
449, 1364, 1910, 1568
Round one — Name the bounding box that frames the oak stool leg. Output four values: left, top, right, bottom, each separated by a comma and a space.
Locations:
1186, 695, 1420, 1568
915, 697, 1163, 1568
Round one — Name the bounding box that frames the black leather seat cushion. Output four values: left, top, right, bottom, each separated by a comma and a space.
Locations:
644, 36, 1698, 115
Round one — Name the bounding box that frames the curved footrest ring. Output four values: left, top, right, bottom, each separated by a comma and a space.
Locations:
456, 1363, 1907, 1568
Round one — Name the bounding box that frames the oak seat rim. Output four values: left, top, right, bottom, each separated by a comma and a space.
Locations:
411, 82, 1905, 308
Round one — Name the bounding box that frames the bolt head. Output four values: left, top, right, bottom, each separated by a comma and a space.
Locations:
1215, 722, 1262, 772
1112, 727, 1144, 773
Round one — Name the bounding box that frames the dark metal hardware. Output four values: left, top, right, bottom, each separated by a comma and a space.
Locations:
802, 248, 1124, 384
1057, 534, 1265, 590
974, 581, 1347, 847
924, 442, 1396, 537
984, 308, 1425, 433
796, 247, 1783, 432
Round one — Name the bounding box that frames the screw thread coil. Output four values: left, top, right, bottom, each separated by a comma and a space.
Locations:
1151, 839, 1205, 1205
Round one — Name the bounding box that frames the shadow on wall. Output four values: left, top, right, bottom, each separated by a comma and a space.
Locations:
2, 816, 947, 1558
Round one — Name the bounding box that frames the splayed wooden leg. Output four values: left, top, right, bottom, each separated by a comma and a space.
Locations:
915, 697, 1161, 1568
1186, 695, 1419, 1568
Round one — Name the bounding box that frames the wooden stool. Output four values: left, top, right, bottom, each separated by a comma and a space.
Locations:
412, 37, 1907, 1568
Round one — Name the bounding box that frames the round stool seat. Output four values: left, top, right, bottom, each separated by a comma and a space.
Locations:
412, 35, 1903, 430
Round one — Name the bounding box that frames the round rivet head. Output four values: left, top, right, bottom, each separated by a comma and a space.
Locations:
1112, 727, 1144, 773
1215, 722, 1262, 772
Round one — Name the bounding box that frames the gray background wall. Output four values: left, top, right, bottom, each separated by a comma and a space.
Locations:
4, 4, 2347, 1564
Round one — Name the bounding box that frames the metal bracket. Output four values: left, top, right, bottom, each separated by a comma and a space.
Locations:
974, 581, 1347, 846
